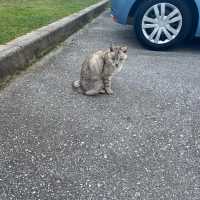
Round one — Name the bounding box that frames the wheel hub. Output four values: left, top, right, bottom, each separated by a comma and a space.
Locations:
158, 19, 166, 27
142, 3, 183, 44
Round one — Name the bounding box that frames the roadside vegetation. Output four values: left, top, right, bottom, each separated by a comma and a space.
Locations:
0, 0, 100, 44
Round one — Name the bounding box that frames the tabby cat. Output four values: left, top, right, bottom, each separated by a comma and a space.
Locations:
72, 45, 128, 96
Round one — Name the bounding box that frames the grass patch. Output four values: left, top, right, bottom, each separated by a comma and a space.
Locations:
0, 0, 100, 44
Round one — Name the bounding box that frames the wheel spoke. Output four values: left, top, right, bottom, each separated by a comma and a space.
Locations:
166, 8, 179, 20
155, 28, 162, 43
166, 24, 177, 35
168, 15, 182, 23
149, 27, 159, 40
143, 16, 157, 24
163, 27, 172, 40
153, 4, 160, 18
160, 3, 166, 18
143, 23, 158, 29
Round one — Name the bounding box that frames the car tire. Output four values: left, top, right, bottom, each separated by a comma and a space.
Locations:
134, 0, 193, 50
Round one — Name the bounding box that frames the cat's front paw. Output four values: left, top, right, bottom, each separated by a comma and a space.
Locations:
105, 88, 114, 95
99, 89, 106, 94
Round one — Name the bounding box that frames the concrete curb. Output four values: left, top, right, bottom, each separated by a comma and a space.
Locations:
0, 0, 109, 81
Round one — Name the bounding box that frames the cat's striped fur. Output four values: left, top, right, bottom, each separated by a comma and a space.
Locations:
72, 45, 128, 96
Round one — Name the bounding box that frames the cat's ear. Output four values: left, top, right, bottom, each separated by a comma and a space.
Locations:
121, 46, 128, 53
110, 44, 114, 52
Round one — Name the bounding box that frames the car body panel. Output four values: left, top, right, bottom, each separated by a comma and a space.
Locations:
111, 0, 200, 36
194, 0, 200, 36
111, 0, 136, 24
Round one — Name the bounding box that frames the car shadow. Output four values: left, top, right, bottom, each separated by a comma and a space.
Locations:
179, 38, 200, 51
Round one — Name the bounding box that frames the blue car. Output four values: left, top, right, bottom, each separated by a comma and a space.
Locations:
111, 0, 200, 50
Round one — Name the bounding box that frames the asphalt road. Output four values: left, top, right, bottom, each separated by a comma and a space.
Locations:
0, 11, 200, 200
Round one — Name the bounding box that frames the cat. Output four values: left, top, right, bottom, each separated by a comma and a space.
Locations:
72, 45, 128, 96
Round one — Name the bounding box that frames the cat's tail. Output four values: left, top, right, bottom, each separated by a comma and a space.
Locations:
72, 80, 80, 88
72, 80, 83, 94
